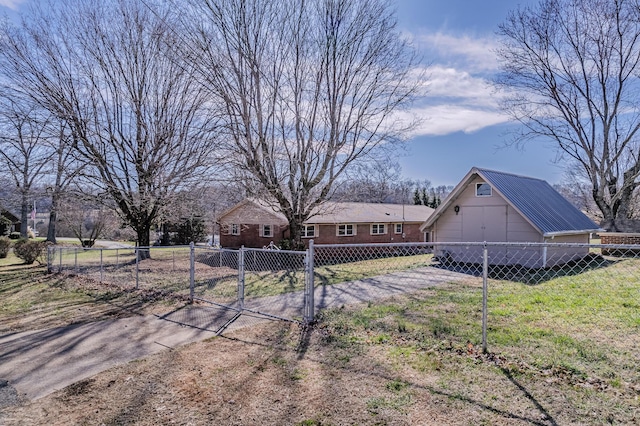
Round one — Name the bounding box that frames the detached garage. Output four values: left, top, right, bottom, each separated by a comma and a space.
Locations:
420, 167, 601, 267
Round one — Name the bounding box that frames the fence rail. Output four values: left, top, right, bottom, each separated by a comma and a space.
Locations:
47, 241, 640, 351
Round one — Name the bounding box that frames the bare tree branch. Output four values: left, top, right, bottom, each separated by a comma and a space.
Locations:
178, 0, 422, 247
0, 0, 220, 253
495, 0, 640, 231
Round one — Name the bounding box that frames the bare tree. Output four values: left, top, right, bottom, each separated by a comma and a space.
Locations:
495, 0, 640, 231
332, 160, 403, 203
58, 193, 108, 247
0, 0, 218, 256
179, 0, 421, 248
0, 96, 54, 238
43, 122, 85, 244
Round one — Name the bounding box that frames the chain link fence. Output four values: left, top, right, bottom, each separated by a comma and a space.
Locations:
47, 245, 192, 297
48, 241, 640, 350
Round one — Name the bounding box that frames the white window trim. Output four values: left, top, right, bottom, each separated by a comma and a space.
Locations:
302, 224, 316, 238
260, 224, 273, 238
336, 223, 356, 236
475, 182, 492, 197
231, 223, 240, 235
370, 223, 387, 235
394, 223, 403, 234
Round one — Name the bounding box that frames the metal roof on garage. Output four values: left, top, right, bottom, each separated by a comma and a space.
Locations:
421, 167, 600, 236
478, 168, 599, 235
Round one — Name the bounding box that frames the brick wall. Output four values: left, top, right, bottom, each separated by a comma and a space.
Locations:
307, 222, 424, 245
599, 233, 640, 245
220, 222, 426, 248
220, 224, 288, 249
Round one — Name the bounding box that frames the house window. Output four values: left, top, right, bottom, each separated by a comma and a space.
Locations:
337, 224, 355, 236
302, 225, 316, 238
261, 224, 272, 237
476, 183, 492, 197
395, 223, 403, 234
371, 223, 386, 235
231, 224, 240, 235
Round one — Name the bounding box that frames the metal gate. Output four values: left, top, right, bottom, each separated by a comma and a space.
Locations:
159, 245, 311, 334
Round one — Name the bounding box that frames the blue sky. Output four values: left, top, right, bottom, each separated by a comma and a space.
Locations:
393, 0, 565, 186
0, 0, 562, 187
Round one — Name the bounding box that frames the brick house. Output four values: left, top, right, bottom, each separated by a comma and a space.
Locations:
0, 208, 20, 236
218, 198, 434, 249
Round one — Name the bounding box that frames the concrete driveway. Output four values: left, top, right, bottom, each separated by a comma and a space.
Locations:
0, 265, 471, 404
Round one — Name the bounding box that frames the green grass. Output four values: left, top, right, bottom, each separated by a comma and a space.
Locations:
315, 257, 640, 424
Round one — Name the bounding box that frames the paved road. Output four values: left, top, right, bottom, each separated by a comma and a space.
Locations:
0, 266, 471, 404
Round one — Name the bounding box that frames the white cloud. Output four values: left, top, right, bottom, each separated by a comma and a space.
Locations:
405, 105, 509, 136
0, 0, 25, 10
396, 31, 512, 137
425, 65, 496, 105
416, 31, 501, 73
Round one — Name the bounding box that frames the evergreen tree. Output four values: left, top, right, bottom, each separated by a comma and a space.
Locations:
428, 192, 437, 208
421, 188, 429, 206
413, 188, 421, 205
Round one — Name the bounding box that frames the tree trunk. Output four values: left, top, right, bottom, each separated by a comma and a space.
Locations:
46, 192, 59, 244
286, 217, 305, 251
20, 197, 29, 238
136, 224, 151, 260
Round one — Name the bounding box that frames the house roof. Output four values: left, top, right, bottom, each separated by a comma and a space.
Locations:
421, 167, 600, 236
217, 198, 288, 225
218, 199, 434, 225
0, 208, 20, 223
306, 202, 433, 224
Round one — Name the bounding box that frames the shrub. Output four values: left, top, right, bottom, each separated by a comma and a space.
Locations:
13, 239, 46, 264
0, 237, 10, 258
9, 232, 21, 240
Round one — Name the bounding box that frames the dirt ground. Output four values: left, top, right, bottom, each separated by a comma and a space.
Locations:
0, 319, 525, 426
2, 263, 636, 425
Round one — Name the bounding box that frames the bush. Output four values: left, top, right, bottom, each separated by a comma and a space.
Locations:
0, 237, 10, 258
13, 239, 46, 264
9, 232, 21, 240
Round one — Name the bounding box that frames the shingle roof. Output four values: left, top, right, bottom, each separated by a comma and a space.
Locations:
422, 167, 600, 236
306, 202, 433, 224
219, 199, 433, 225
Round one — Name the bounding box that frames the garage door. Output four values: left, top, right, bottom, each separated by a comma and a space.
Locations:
462, 206, 507, 263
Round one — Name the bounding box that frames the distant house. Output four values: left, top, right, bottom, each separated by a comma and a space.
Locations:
0, 208, 20, 236
420, 167, 601, 267
218, 199, 434, 249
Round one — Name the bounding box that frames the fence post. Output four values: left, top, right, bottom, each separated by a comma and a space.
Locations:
238, 246, 245, 310
100, 248, 104, 283
189, 242, 195, 303
482, 242, 488, 354
135, 246, 139, 290
59, 247, 62, 272
75, 248, 78, 273
47, 246, 52, 273
304, 239, 315, 323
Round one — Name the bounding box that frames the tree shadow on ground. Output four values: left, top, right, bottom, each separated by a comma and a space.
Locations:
220, 324, 559, 426
433, 253, 621, 285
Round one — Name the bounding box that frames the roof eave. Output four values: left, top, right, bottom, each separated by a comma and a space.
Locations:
543, 229, 603, 238
419, 168, 481, 232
